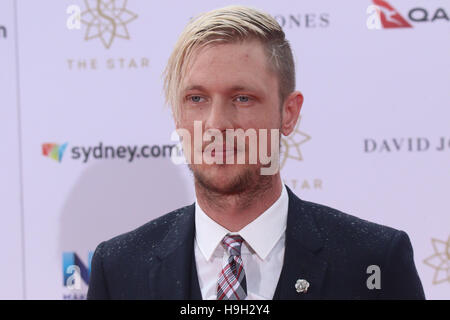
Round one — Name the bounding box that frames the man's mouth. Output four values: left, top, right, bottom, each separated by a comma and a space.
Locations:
202, 144, 241, 161
210, 147, 236, 156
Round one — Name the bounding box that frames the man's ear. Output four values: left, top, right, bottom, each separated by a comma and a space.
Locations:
281, 91, 303, 136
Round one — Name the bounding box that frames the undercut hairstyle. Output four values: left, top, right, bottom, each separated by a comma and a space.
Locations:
163, 5, 296, 120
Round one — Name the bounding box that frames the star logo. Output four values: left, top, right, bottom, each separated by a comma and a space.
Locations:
280, 116, 311, 169
80, 0, 138, 49
423, 236, 450, 285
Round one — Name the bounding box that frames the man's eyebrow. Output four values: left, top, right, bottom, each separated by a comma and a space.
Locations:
182, 84, 262, 93
229, 85, 259, 92
183, 85, 206, 92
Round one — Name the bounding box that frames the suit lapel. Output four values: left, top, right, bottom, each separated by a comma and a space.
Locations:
148, 204, 202, 299
273, 187, 328, 300
148, 186, 328, 300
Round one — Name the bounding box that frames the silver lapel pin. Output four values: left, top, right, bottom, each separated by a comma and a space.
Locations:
295, 279, 310, 293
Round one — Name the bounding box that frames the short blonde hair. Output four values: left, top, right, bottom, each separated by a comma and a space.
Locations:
163, 5, 296, 120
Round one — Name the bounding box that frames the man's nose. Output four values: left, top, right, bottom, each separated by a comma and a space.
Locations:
204, 97, 234, 132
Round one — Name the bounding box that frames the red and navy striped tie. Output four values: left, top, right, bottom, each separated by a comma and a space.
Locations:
217, 234, 247, 300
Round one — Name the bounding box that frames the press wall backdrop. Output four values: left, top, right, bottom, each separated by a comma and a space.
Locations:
0, 0, 449, 299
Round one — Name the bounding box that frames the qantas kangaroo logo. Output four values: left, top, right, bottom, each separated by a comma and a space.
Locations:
367, 0, 413, 29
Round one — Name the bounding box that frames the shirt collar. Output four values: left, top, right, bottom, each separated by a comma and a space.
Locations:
195, 184, 289, 261
194, 200, 229, 261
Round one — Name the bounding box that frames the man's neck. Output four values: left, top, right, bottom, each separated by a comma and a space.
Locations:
195, 174, 283, 232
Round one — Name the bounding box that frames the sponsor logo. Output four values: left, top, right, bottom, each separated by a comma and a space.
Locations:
281, 118, 322, 191
66, 57, 149, 70
423, 236, 450, 285
280, 116, 311, 169
274, 13, 330, 29
367, 0, 412, 29
42, 142, 176, 163
42, 143, 68, 163
363, 137, 450, 153
367, 0, 450, 30
66, 1, 147, 71
79, 0, 138, 49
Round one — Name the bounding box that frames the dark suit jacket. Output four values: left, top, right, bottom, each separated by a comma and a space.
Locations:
87, 186, 425, 300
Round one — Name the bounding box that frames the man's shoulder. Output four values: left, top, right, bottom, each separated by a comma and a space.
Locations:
304, 199, 397, 236
95, 204, 194, 259
295, 197, 402, 254
290, 195, 424, 299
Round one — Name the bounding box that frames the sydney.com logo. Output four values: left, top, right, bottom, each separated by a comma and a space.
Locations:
42, 143, 68, 163
42, 142, 176, 163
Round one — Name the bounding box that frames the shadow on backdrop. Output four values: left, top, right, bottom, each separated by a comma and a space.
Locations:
58, 157, 192, 264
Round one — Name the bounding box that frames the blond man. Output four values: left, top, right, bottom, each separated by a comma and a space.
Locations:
88, 5, 424, 300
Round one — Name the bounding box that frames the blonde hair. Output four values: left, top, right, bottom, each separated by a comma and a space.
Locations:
163, 5, 296, 120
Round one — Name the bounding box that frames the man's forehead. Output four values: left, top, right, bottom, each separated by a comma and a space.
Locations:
188, 40, 267, 69
180, 62, 276, 94
178, 40, 278, 96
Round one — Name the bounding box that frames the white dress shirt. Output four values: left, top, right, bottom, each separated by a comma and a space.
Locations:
194, 184, 289, 300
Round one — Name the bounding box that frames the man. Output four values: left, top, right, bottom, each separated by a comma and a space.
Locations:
87, 5, 425, 300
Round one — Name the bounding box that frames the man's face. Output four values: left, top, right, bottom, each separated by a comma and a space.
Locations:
177, 38, 283, 194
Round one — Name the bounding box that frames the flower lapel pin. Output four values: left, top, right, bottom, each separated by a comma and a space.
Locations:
295, 279, 310, 294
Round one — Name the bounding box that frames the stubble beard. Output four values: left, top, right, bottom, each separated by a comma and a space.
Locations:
189, 163, 273, 198
187, 111, 283, 203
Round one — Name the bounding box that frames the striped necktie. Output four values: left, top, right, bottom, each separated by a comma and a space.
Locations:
217, 234, 247, 300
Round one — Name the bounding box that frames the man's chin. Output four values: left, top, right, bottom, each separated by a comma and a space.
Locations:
190, 164, 255, 195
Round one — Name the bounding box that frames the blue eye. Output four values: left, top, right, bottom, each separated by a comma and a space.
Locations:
236, 96, 250, 103
189, 96, 203, 103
